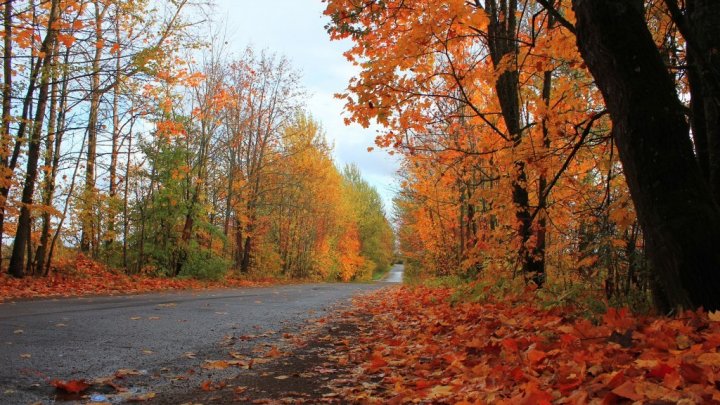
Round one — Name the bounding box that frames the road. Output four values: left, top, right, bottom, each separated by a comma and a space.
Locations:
0, 265, 403, 404
383, 264, 404, 283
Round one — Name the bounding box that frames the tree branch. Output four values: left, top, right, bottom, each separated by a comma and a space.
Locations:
535, 0, 576, 34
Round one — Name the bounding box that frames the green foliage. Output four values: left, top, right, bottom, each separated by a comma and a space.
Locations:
342, 164, 395, 277
178, 243, 230, 281
401, 259, 424, 285
128, 119, 227, 279
535, 282, 607, 319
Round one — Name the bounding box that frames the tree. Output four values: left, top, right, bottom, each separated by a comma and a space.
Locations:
324, 0, 620, 290
571, 0, 720, 311
342, 164, 395, 277
8, 0, 61, 277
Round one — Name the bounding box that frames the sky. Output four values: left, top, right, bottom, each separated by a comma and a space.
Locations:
210, 0, 401, 212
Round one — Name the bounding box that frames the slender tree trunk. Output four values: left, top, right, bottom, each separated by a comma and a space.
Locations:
534, 68, 553, 286
241, 234, 252, 273
46, 127, 84, 277
573, 0, 720, 311
534, 9, 556, 287
122, 127, 132, 270
35, 41, 62, 276
485, 0, 545, 286
1, 31, 44, 272
8, 0, 60, 278
81, 0, 107, 254
1, 0, 13, 268
107, 16, 121, 251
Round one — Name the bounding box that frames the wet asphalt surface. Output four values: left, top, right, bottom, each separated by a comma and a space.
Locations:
0, 266, 403, 404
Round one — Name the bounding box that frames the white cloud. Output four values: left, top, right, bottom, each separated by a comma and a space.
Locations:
211, 0, 400, 209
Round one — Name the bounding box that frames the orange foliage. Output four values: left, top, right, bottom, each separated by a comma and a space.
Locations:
325, 0, 642, 297
330, 287, 720, 403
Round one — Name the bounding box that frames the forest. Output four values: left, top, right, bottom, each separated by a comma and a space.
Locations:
3, 0, 720, 403
0, 0, 394, 287
325, 0, 720, 313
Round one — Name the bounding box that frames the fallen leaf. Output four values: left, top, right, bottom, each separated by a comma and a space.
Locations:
127, 392, 156, 402
527, 349, 547, 364
698, 352, 720, 367
51, 379, 90, 394
229, 351, 245, 359
611, 380, 643, 402
115, 369, 143, 378
202, 360, 230, 370
199, 380, 227, 391
676, 334, 691, 350
265, 346, 282, 358
648, 363, 674, 379
366, 351, 387, 371
429, 385, 453, 398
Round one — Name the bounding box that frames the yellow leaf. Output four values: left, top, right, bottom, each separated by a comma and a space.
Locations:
697, 352, 720, 367
429, 385, 453, 398
202, 360, 230, 370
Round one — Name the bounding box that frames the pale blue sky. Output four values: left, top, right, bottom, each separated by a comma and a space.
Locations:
210, 0, 400, 211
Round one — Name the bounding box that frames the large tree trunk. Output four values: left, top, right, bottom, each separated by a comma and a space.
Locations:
685, 0, 720, 203
572, 0, 720, 311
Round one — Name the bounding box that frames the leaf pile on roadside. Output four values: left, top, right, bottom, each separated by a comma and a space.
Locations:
0, 254, 275, 301
326, 287, 720, 403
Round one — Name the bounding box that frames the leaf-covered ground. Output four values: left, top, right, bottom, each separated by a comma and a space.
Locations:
325, 287, 720, 404
0, 254, 273, 302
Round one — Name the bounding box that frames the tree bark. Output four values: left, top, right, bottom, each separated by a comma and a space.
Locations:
686, 0, 720, 203
81, 0, 108, 254
35, 41, 62, 276
485, 0, 545, 286
8, 0, 60, 278
572, 0, 720, 311
1, 0, 13, 268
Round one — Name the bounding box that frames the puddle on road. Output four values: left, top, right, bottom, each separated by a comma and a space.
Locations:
52, 385, 154, 404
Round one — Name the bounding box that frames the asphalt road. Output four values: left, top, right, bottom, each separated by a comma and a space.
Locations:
0, 265, 404, 404
383, 264, 404, 283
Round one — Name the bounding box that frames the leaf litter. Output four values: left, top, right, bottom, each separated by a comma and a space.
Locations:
319, 286, 720, 404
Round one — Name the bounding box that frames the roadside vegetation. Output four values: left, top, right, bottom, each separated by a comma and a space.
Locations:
0, 0, 394, 295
